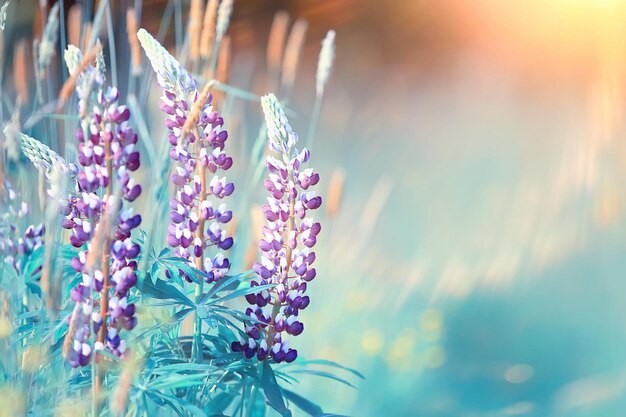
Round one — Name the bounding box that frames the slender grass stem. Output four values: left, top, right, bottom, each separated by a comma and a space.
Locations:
94, 133, 114, 415
59, 0, 68, 80
244, 383, 258, 417
306, 93, 324, 150
105, 2, 118, 89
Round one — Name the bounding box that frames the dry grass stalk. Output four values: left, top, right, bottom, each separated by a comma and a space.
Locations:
111, 354, 139, 416
67, 4, 83, 47
200, 0, 218, 59
182, 81, 214, 137
13, 39, 29, 103
0, 31, 4, 71
57, 43, 102, 111
244, 205, 264, 269
81, 22, 92, 51
62, 303, 81, 359
215, 0, 233, 44
326, 168, 346, 217
281, 18, 308, 94
126, 8, 142, 75
188, 0, 203, 62
213, 35, 230, 103
267, 11, 289, 75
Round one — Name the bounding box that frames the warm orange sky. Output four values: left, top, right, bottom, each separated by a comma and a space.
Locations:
444, 0, 626, 77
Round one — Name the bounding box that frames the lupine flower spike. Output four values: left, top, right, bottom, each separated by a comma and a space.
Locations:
232, 93, 321, 363
137, 28, 234, 285
63, 45, 142, 367
0, 182, 44, 272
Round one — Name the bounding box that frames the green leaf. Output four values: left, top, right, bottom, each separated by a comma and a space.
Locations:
261, 361, 292, 417
295, 359, 365, 379
149, 372, 211, 390
208, 283, 276, 305
200, 271, 254, 303
137, 275, 194, 307
282, 389, 323, 416
172, 307, 194, 323
288, 369, 357, 389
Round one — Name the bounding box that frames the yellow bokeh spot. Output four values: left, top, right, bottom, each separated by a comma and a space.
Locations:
22, 345, 47, 373
420, 308, 443, 332
504, 364, 534, 383
0, 386, 25, 417
317, 347, 339, 362
423, 326, 442, 342
0, 316, 12, 339
385, 329, 418, 370
55, 398, 89, 417
594, 189, 621, 228
361, 328, 384, 356
423, 346, 447, 368
346, 289, 368, 312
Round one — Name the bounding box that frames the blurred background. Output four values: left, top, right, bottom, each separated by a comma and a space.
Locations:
5, 0, 626, 416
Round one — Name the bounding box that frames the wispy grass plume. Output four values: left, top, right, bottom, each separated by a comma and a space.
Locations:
37, 2, 59, 77
280, 18, 307, 98
0, 1, 8, 31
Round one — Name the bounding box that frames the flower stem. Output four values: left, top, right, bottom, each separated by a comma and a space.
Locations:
266, 187, 296, 347
94, 137, 113, 411
191, 135, 206, 362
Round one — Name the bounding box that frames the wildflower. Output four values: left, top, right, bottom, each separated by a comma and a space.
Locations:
18, 130, 77, 173
138, 28, 234, 284
63, 45, 141, 367
0, 181, 43, 272
232, 94, 321, 363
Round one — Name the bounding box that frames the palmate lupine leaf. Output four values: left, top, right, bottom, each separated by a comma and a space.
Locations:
199, 270, 254, 303
149, 247, 209, 285
136, 276, 195, 307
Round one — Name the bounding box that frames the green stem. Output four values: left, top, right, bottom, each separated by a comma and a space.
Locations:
191, 280, 204, 362
305, 93, 324, 151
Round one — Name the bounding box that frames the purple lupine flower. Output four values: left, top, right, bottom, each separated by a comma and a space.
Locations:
0, 181, 44, 272
137, 28, 234, 284
63, 45, 141, 367
232, 94, 321, 363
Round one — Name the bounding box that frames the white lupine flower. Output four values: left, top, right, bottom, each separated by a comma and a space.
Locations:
20, 135, 59, 169
137, 28, 196, 95
261, 93, 297, 153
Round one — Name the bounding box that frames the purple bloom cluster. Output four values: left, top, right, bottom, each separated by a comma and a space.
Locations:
232, 94, 321, 363
0, 183, 45, 272
138, 28, 234, 284
62, 47, 142, 367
